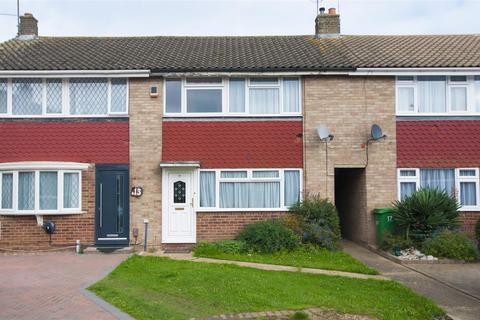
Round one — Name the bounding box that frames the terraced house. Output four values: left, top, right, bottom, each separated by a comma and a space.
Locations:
0, 9, 479, 250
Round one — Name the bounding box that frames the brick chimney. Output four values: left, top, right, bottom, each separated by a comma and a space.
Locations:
18, 13, 38, 40
315, 7, 340, 38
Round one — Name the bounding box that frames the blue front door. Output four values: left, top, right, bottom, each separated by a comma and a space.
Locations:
95, 165, 129, 246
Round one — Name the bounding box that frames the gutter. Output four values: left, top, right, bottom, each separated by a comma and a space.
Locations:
0, 70, 150, 78
351, 67, 480, 76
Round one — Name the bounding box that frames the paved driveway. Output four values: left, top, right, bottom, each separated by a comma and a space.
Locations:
344, 241, 480, 320
0, 252, 128, 320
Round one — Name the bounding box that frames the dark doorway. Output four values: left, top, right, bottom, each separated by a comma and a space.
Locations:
334, 168, 367, 242
95, 164, 129, 247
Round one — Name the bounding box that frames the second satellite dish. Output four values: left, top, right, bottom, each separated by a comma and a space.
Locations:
316, 125, 334, 141
371, 124, 386, 140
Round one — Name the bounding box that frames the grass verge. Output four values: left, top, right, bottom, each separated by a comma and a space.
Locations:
193, 243, 379, 275
89, 255, 444, 320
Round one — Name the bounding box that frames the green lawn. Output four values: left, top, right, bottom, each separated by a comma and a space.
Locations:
193, 245, 379, 275
89, 256, 444, 320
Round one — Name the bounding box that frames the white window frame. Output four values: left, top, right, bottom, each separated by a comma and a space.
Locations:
163, 77, 302, 117
455, 168, 480, 211
0, 162, 87, 215
0, 78, 129, 118
196, 168, 303, 212
397, 167, 480, 211
396, 76, 478, 116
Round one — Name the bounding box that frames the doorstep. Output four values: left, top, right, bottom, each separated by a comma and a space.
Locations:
83, 246, 135, 254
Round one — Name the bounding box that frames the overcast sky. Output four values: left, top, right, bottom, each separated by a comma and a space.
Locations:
0, 0, 479, 42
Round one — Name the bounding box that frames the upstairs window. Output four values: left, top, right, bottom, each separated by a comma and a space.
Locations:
0, 78, 128, 117
396, 76, 479, 115
165, 77, 301, 116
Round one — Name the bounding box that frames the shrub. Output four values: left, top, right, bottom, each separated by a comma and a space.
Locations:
392, 188, 460, 243
475, 218, 480, 248
422, 230, 479, 262
290, 311, 309, 320
237, 219, 300, 253
193, 240, 247, 255
379, 233, 414, 252
288, 194, 341, 251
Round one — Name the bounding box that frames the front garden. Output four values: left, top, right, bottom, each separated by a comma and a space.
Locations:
380, 188, 480, 262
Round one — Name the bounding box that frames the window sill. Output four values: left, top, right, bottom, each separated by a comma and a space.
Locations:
0, 210, 86, 216
458, 207, 480, 212
195, 208, 290, 212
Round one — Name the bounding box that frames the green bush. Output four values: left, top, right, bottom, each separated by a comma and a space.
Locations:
237, 219, 300, 253
288, 194, 341, 251
193, 240, 247, 256
475, 218, 480, 248
422, 230, 479, 262
290, 311, 309, 320
392, 188, 460, 243
379, 233, 414, 252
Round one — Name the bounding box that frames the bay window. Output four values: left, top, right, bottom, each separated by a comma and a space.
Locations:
0, 78, 128, 117
0, 170, 82, 214
199, 169, 301, 210
165, 77, 301, 116
398, 168, 480, 210
396, 76, 479, 115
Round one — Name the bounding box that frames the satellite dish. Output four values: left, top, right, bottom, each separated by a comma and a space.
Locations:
371, 124, 386, 140
316, 125, 333, 141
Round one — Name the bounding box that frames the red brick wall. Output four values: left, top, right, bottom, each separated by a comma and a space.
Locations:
197, 211, 288, 242
460, 212, 479, 238
0, 167, 95, 250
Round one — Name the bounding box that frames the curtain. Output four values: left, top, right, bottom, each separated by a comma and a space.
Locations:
249, 88, 279, 114
283, 78, 300, 113
420, 169, 455, 195
46, 79, 63, 114
221, 171, 247, 178
40, 172, 58, 210
200, 171, 216, 207
220, 182, 280, 208
252, 171, 278, 178
397, 87, 414, 112
460, 182, 477, 206
284, 170, 300, 206
450, 87, 467, 111
64, 173, 79, 208
1, 173, 13, 209
18, 172, 35, 210
475, 76, 480, 112
165, 79, 182, 113
70, 79, 108, 115
417, 76, 446, 113
229, 79, 245, 112
0, 80, 7, 113
400, 182, 416, 200
12, 79, 43, 115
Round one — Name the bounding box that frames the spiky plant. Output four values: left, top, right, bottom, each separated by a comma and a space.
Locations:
392, 188, 460, 243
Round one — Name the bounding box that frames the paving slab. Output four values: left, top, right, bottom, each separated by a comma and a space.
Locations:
0, 252, 129, 320
343, 241, 480, 320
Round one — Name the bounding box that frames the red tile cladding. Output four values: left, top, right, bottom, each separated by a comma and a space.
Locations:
397, 120, 480, 168
0, 120, 129, 164
162, 121, 303, 168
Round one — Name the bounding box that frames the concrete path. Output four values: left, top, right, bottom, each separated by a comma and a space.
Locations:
158, 252, 388, 280
343, 241, 480, 320
0, 252, 130, 320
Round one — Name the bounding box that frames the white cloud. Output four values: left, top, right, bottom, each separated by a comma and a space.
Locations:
0, 0, 479, 42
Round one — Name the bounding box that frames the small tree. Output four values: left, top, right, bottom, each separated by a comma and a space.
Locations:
392, 188, 460, 243
288, 194, 341, 251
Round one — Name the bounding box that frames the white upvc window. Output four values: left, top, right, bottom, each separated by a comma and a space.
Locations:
397, 168, 480, 211
0, 78, 128, 118
164, 77, 301, 117
197, 168, 302, 211
0, 169, 82, 215
396, 76, 479, 116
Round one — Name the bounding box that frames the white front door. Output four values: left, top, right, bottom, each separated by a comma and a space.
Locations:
163, 171, 196, 243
